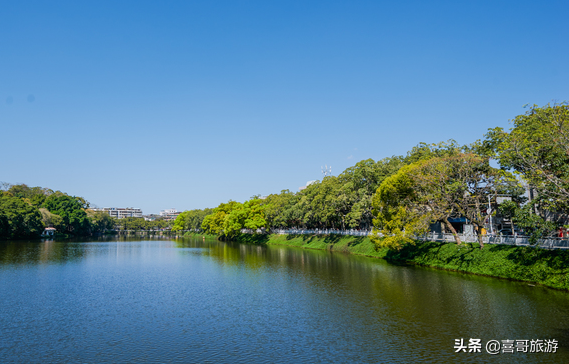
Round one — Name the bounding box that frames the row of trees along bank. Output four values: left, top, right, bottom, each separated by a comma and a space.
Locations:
172, 102, 569, 250
0, 184, 173, 239
0, 184, 113, 239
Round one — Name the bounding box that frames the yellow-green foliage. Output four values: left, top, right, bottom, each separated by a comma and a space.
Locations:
201, 199, 267, 237
371, 164, 428, 250
371, 153, 517, 250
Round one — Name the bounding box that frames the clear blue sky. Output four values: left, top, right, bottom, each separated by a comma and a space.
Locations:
1, 0, 568, 214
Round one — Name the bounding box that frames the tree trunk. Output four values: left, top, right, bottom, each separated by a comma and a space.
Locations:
442, 217, 462, 245
473, 200, 485, 249
476, 225, 485, 249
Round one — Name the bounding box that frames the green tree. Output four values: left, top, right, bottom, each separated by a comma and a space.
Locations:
42, 194, 90, 234
172, 208, 214, 231
0, 194, 44, 238
242, 199, 267, 231
201, 199, 267, 237
116, 216, 148, 231
187, 208, 214, 230
39, 208, 63, 228
485, 102, 569, 210
5, 184, 53, 208
171, 211, 189, 231
498, 201, 556, 243
86, 210, 116, 233
371, 164, 427, 250
372, 153, 515, 250
337, 157, 405, 229
202, 201, 240, 235
403, 139, 464, 165
262, 190, 296, 228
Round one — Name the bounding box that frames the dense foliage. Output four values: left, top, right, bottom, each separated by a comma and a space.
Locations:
0, 193, 44, 238
171, 208, 214, 231
371, 153, 517, 249
0, 183, 168, 239
114, 217, 170, 231
42, 194, 91, 234
185, 103, 569, 252
4, 102, 567, 248
485, 103, 569, 208
201, 199, 267, 237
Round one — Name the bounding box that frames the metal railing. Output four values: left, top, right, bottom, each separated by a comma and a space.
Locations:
414, 232, 569, 249
269, 228, 371, 237
265, 228, 569, 250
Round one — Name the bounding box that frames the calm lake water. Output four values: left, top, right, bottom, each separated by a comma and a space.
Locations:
1, 237, 568, 363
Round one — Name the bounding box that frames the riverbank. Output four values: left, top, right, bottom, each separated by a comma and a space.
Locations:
182, 231, 219, 240
182, 232, 569, 290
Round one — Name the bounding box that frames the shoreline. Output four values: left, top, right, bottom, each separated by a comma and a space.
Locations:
182, 231, 569, 291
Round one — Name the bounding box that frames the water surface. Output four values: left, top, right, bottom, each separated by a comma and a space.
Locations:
1, 237, 568, 363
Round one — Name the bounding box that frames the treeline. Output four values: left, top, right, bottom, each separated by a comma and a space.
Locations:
173, 102, 569, 249
173, 143, 473, 237
0, 184, 114, 239
0, 184, 172, 239
115, 217, 171, 231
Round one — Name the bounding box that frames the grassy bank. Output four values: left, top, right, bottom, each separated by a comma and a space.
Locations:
181, 231, 219, 239
214, 233, 569, 290
391, 241, 569, 290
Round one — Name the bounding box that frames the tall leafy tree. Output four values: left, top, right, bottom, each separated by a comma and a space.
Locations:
485, 102, 569, 211
172, 208, 214, 231
200, 200, 267, 237
372, 153, 515, 249
202, 201, 240, 235
371, 164, 429, 250
86, 210, 116, 232
337, 157, 405, 229
261, 190, 296, 228
42, 194, 90, 234
0, 194, 43, 238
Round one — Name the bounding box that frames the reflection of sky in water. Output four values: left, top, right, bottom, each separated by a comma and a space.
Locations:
0, 237, 568, 363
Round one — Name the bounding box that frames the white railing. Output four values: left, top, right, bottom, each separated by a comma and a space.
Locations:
269, 228, 371, 237
263, 228, 569, 250
416, 232, 569, 249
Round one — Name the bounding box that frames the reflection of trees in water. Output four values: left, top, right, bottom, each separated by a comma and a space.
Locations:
175, 236, 569, 348
0, 240, 88, 264
0, 236, 167, 264
4, 236, 565, 351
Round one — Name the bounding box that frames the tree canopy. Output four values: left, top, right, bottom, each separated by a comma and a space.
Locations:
371, 153, 518, 250
43, 194, 90, 234
0, 193, 44, 238
201, 199, 267, 237
485, 102, 569, 211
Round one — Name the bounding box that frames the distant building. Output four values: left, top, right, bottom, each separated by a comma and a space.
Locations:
143, 214, 160, 222
159, 208, 181, 221
299, 180, 317, 191
92, 207, 143, 219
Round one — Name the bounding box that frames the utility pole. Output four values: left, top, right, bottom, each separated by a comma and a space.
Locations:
321, 165, 332, 178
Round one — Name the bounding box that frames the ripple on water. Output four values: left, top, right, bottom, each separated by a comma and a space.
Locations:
0, 238, 568, 363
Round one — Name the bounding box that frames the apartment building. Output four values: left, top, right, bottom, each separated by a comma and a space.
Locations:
93, 207, 143, 219
159, 208, 181, 221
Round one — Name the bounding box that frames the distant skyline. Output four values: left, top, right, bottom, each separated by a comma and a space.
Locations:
1, 0, 568, 214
